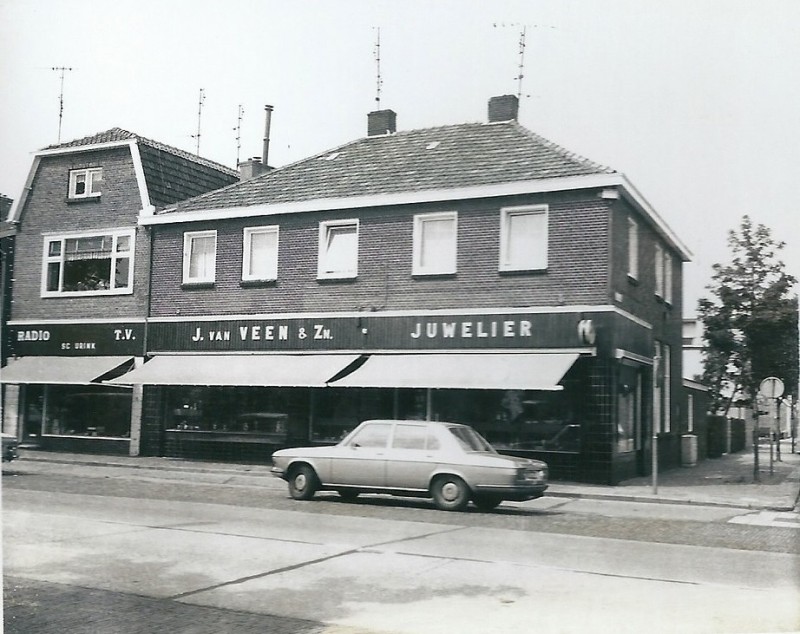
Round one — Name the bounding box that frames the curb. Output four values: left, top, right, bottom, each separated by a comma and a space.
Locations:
545, 490, 797, 512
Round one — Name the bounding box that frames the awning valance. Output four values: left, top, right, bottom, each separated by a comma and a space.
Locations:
0, 356, 134, 385
328, 353, 579, 390
109, 354, 360, 387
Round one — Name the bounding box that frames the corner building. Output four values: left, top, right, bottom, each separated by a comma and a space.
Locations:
1, 129, 238, 454
129, 96, 690, 484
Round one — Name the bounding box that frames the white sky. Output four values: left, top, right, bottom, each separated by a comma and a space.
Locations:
1, 0, 798, 316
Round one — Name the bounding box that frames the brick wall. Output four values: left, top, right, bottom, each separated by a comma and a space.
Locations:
150, 190, 613, 317
11, 148, 150, 321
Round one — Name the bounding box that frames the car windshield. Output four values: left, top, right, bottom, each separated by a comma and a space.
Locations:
448, 426, 496, 453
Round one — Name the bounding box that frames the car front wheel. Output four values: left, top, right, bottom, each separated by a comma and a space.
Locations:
288, 464, 319, 500
431, 475, 470, 511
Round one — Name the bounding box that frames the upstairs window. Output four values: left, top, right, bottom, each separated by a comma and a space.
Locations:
42, 230, 133, 296
664, 252, 673, 304
627, 217, 639, 280
183, 230, 217, 284
242, 226, 279, 281
654, 243, 664, 297
499, 205, 548, 271
69, 168, 103, 199
318, 219, 358, 279
413, 211, 457, 276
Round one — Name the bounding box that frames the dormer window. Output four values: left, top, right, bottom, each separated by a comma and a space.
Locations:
69, 168, 103, 199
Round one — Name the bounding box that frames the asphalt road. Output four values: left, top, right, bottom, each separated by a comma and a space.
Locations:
3, 461, 800, 633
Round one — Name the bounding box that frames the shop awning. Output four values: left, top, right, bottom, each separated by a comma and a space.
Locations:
328, 353, 579, 390
0, 356, 134, 385
109, 354, 361, 387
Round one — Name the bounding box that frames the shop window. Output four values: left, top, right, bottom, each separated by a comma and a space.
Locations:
42, 230, 134, 296
413, 212, 457, 276
242, 226, 279, 281
627, 217, 639, 280
499, 205, 548, 272
42, 385, 132, 438
318, 219, 358, 279
183, 230, 217, 284
69, 167, 102, 199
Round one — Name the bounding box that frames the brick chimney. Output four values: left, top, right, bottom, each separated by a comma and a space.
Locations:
367, 109, 397, 136
239, 157, 269, 180
488, 95, 519, 123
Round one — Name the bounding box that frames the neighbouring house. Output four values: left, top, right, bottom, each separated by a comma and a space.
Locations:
117, 95, 691, 484
1, 129, 239, 455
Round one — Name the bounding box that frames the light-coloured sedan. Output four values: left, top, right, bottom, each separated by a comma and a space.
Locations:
271, 419, 548, 511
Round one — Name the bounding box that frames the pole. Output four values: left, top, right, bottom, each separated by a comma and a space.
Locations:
753, 405, 760, 483
775, 398, 782, 462
651, 432, 658, 494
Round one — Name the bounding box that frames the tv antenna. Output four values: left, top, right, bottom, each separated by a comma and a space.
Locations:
493, 23, 557, 106
191, 88, 205, 155
373, 27, 383, 109
233, 104, 244, 167
51, 66, 73, 143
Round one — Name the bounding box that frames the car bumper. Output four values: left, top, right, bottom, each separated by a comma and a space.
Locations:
2, 445, 19, 462
472, 483, 548, 501
270, 466, 288, 480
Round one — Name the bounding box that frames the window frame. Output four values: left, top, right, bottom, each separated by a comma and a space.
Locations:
499, 204, 549, 272
654, 243, 664, 298
664, 252, 673, 304
182, 230, 217, 285
412, 211, 458, 276
627, 217, 639, 280
68, 168, 103, 199
242, 225, 279, 282
317, 219, 359, 280
41, 228, 135, 297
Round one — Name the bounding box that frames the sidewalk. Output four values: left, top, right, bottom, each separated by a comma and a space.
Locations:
11, 441, 800, 512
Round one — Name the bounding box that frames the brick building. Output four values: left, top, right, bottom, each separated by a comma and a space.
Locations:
1, 129, 238, 454
118, 95, 691, 484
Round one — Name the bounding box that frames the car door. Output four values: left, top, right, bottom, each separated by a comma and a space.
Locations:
329, 421, 391, 487
384, 423, 441, 491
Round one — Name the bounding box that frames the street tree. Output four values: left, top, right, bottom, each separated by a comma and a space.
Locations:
698, 215, 798, 416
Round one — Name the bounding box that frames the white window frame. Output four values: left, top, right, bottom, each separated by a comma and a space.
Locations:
687, 394, 694, 433
242, 226, 279, 282
664, 252, 673, 304
41, 228, 135, 297
182, 230, 217, 284
68, 168, 103, 199
627, 217, 639, 279
499, 204, 548, 272
663, 343, 672, 433
318, 219, 359, 279
654, 243, 664, 297
412, 211, 458, 276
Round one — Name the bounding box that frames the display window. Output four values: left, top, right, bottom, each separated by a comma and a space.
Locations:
41, 384, 132, 438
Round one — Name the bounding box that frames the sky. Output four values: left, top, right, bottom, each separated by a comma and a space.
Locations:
1, 0, 798, 317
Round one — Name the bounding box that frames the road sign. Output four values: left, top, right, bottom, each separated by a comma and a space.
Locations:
759, 376, 785, 399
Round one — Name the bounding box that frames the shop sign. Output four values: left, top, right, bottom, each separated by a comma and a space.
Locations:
9, 322, 145, 356
148, 312, 603, 353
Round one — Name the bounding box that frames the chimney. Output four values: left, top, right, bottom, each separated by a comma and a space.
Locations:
367, 109, 397, 136
239, 157, 268, 180
262, 104, 273, 167
488, 95, 519, 123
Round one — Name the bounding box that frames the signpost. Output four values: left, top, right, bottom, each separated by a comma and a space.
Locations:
759, 377, 785, 476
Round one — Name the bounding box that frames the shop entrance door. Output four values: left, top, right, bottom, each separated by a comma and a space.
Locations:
21, 384, 45, 444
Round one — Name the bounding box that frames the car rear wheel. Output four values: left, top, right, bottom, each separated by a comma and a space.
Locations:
472, 494, 503, 511
288, 464, 319, 500
337, 489, 360, 501
431, 475, 470, 511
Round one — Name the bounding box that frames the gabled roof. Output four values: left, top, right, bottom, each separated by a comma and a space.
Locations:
7, 128, 240, 223
162, 121, 614, 215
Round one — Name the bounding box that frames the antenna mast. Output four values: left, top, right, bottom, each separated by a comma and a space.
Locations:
516, 26, 527, 102
233, 104, 244, 167
373, 27, 383, 109
193, 88, 205, 155
51, 66, 73, 143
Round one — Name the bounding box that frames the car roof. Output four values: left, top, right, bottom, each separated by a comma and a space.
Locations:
360, 419, 467, 428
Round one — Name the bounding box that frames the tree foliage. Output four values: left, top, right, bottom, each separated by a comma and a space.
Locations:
698, 215, 798, 414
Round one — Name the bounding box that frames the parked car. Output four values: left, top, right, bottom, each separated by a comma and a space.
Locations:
2, 433, 19, 462
271, 419, 549, 511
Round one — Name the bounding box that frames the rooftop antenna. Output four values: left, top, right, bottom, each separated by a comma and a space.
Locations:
373, 27, 383, 109
191, 88, 205, 155
51, 66, 73, 143
233, 104, 244, 167
516, 26, 527, 102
